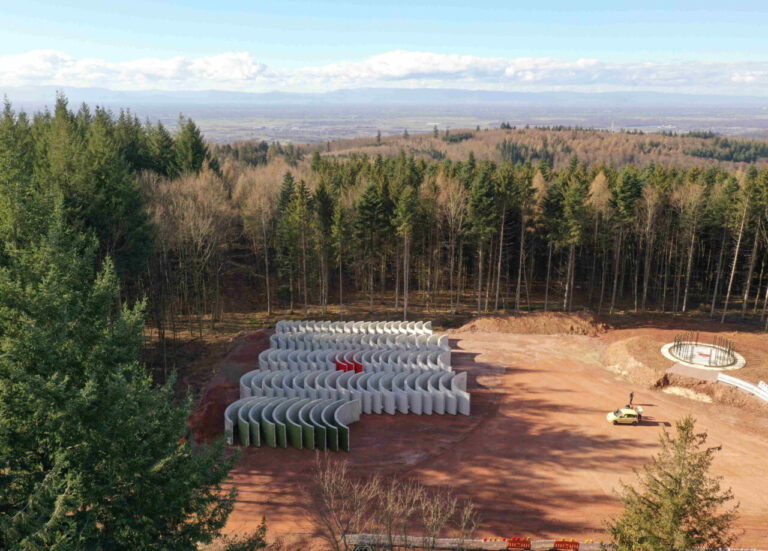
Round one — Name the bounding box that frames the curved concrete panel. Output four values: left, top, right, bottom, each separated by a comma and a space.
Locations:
286, 399, 310, 449
261, 400, 279, 447
237, 397, 261, 446
224, 397, 252, 445
273, 398, 300, 448
334, 399, 362, 452
298, 399, 321, 449
309, 400, 328, 450
322, 400, 344, 451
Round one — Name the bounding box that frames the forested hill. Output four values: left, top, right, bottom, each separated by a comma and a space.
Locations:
312, 127, 768, 170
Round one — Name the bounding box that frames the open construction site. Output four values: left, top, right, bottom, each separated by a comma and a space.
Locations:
187, 312, 768, 549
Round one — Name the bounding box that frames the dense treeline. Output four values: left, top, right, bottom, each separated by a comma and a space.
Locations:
0, 97, 251, 549
247, 149, 768, 328
6, 99, 768, 362
688, 136, 768, 163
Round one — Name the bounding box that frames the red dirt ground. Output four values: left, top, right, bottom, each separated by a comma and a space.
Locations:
211, 322, 768, 548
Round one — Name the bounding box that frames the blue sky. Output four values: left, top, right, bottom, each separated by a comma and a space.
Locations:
1, 0, 767, 94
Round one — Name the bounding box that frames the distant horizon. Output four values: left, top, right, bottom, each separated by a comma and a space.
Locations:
6, 84, 768, 103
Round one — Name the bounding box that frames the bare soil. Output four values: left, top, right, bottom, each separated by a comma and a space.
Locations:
455, 311, 608, 337
193, 313, 768, 548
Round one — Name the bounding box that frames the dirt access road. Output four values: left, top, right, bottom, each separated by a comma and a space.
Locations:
221, 328, 768, 547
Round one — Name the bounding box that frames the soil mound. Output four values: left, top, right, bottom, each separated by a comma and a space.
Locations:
455, 311, 607, 336
189, 383, 239, 443
188, 328, 273, 443
602, 335, 670, 387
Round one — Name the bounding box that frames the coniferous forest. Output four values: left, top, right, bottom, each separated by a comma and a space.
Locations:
2, 95, 768, 545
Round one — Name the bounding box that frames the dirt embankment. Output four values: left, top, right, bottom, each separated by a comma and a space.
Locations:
600, 331, 768, 415
455, 311, 608, 336
188, 329, 273, 443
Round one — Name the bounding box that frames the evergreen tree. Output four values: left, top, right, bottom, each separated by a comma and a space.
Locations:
468, 162, 497, 314
0, 212, 236, 549
607, 416, 738, 550
148, 121, 179, 177
394, 185, 418, 320
276, 172, 298, 311
357, 183, 386, 312
175, 117, 212, 175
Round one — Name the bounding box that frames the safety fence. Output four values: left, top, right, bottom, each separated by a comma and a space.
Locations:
346, 535, 763, 551
717, 373, 768, 403
224, 320, 470, 452
346, 534, 602, 551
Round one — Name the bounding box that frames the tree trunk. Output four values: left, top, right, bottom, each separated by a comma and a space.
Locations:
449, 236, 456, 314
544, 242, 553, 312
369, 262, 374, 314
494, 205, 506, 312
754, 258, 765, 313
484, 239, 494, 312
394, 244, 400, 312
662, 239, 672, 313
403, 235, 410, 321
681, 223, 697, 312
721, 204, 748, 323
338, 255, 343, 320
641, 230, 652, 312
710, 229, 727, 318
476, 245, 483, 315
741, 224, 760, 318
609, 227, 623, 314
632, 243, 640, 312
289, 273, 294, 314
588, 215, 600, 307
563, 243, 575, 311
260, 219, 272, 316
598, 251, 607, 314
301, 229, 308, 316
515, 213, 526, 313
455, 241, 464, 313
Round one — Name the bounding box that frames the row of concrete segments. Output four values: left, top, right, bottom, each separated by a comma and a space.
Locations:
239, 368, 469, 415
275, 319, 433, 335
258, 346, 451, 373
269, 331, 449, 352
225, 396, 360, 452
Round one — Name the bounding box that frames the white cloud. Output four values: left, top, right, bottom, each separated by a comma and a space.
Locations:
1, 49, 767, 95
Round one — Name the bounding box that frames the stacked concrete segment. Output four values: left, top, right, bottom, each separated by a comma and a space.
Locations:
225, 320, 468, 451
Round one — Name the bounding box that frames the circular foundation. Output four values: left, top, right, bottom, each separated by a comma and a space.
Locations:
661, 342, 746, 370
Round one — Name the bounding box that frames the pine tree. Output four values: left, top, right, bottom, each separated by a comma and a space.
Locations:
607, 416, 738, 551
357, 183, 386, 312
394, 185, 418, 320
331, 202, 346, 318
276, 172, 298, 312
148, 121, 179, 177
175, 117, 210, 174
468, 162, 497, 314
0, 212, 236, 549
